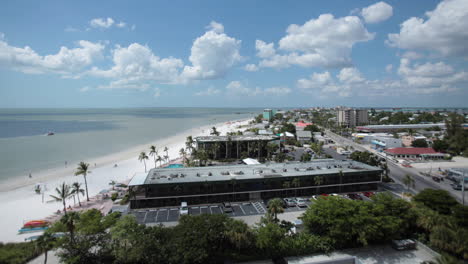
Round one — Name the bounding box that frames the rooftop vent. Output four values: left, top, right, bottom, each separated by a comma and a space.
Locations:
170, 174, 178, 178
294, 168, 299, 171
221, 171, 229, 175
196, 173, 201, 177
271, 169, 276, 173
317, 166, 321, 169
283, 168, 287, 172
233, 171, 244, 175
306, 167, 314, 171
180, 173, 186, 178
208, 172, 213, 176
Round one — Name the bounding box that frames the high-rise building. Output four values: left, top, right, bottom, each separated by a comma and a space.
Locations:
337, 109, 368, 127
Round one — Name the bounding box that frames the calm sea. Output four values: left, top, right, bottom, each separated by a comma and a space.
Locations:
0, 108, 259, 183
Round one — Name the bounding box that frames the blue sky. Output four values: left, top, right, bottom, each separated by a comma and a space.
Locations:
1, 0, 467, 108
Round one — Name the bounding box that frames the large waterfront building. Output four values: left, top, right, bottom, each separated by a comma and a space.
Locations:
337, 109, 369, 128
128, 160, 382, 209
263, 109, 276, 121
195, 135, 279, 160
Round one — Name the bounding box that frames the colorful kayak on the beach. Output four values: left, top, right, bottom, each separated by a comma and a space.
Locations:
23, 220, 49, 228
18, 226, 49, 234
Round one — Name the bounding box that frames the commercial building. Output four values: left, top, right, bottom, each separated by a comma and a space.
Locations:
401, 135, 428, 147
356, 123, 446, 133
296, 130, 312, 143
384, 147, 448, 160
295, 121, 312, 131
371, 137, 402, 151
195, 135, 279, 160
128, 160, 382, 209
337, 109, 369, 128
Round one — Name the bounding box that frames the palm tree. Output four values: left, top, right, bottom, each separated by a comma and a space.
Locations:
49, 182, 72, 214
267, 198, 285, 221
164, 155, 169, 164
211, 126, 220, 136
149, 145, 158, 168
186, 136, 194, 154
338, 170, 344, 193
75, 162, 91, 202
138, 152, 149, 172
61, 212, 79, 245
402, 174, 415, 192
282, 181, 290, 196
35, 232, 56, 264
109, 180, 116, 190
314, 176, 323, 195
156, 155, 163, 167
164, 147, 169, 161
179, 148, 186, 160
292, 178, 300, 197
71, 182, 84, 207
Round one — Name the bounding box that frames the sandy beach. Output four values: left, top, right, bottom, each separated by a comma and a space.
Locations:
0, 118, 252, 243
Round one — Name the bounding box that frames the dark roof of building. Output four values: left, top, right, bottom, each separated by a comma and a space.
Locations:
133, 159, 381, 185
195, 135, 279, 142
385, 147, 438, 155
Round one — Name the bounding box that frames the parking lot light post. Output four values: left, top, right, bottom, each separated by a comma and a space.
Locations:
463, 172, 465, 206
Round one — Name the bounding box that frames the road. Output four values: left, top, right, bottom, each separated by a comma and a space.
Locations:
323, 129, 466, 202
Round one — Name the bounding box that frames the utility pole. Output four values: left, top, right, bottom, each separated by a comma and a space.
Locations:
462, 171, 465, 206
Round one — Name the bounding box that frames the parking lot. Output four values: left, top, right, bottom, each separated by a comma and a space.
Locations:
130, 199, 318, 225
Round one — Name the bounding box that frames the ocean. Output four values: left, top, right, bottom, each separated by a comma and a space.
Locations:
0, 108, 259, 183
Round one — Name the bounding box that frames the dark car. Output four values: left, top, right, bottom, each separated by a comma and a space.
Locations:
451, 184, 462, 191
432, 176, 441, 182
222, 202, 233, 213
347, 193, 362, 200
362, 191, 375, 198
391, 239, 416, 251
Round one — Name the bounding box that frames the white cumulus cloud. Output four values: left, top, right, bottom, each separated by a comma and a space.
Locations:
0, 37, 104, 75
90, 17, 115, 29
181, 21, 242, 80
226, 81, 291, 96
256, 14, 374, 69
361, 2, 393, 24
89, 43, 184, 88
244, 64, 259, 72
387, 0, 468, 58
195, 87, 221, 96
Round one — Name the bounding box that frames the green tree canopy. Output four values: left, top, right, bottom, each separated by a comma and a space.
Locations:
413, 189, 458, 215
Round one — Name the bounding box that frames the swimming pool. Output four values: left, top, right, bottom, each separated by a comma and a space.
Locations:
165, 164, 184, 168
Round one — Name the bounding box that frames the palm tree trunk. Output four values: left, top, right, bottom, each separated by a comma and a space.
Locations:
63, 199, 67, 214
77, 192, 81, 207
144, 160, 147, 172
44, 250, 48, 264
84, 174, 90, 201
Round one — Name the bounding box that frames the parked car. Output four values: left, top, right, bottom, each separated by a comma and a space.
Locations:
295, 197, 308, 207
283, 198, 296, 207
222, 202, 233, 213
451, 184, 462, 190
391, 239, 416, 251
432, 176, 441, 182
362, 191, 375, 198
347, 193, 362, 200
180, 202, 189, 215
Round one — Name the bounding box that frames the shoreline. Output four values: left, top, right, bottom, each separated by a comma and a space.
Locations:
0, 118, 250, 192
0, 117, 252, 243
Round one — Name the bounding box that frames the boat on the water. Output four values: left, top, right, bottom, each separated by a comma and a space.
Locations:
46, 131, 54, 136
18, 226, 49, 234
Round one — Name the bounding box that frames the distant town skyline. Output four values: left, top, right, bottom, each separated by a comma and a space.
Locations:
1, 0, 467, 108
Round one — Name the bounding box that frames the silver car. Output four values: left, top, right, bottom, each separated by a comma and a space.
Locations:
295, 197, 308, 207
283, 198, 296, 207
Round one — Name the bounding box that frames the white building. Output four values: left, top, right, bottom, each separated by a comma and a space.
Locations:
337, 109, 369, 128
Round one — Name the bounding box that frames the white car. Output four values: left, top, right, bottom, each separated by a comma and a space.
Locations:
180, 202, 189, 215
295, 197, 308, 207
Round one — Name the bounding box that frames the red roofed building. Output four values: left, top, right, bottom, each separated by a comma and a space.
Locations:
295, 121, 312, 131
385, 147, 448, 160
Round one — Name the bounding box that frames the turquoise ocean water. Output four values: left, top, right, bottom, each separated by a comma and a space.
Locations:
0, 108, 259, 183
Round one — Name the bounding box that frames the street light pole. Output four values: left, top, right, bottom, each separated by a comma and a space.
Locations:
462, 171, 465, 206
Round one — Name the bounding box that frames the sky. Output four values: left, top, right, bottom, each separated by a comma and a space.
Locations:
0, 0, 467, 108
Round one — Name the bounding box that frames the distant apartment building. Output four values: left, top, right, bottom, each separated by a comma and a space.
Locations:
337, 109, 369, 128
263, 109, 276, 121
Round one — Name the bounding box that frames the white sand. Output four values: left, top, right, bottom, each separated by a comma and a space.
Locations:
0, 118, 252, 243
